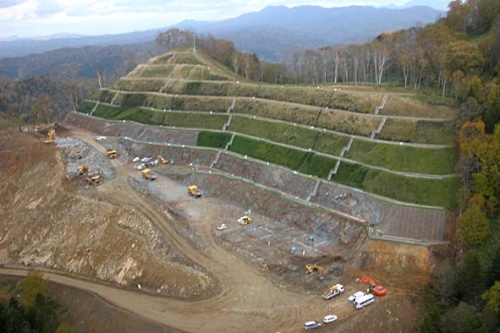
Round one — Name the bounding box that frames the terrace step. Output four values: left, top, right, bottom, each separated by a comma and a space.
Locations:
90, 101, 100, 116
374, 93, 388, 115
224, 133, 236, 150
329, 161, 341, 180
210, 150, 222, 168
227, 97, 236, 114
110, 92, 120, 105
370, 116, 387, 139
306, 178, 321, 201
223, 115, 233, 131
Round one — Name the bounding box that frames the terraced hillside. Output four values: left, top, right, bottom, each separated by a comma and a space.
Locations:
74, 48, 460, 243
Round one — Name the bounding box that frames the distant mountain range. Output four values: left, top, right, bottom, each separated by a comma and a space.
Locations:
0, 5, 444, 62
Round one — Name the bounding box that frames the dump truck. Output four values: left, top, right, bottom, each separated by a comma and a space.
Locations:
187, 185, 202, 198
141, 168, 157, 181
322, 284, 345, 300
106, 149, 117, 159
85, 175, 102, 186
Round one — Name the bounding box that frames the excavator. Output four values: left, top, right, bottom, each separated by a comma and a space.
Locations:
141, 168, 157, 181
106, 149, 117, 159
157, 155, 173, 165
356, 276, 387, 296
42, 127, 56, 144
72, 151, 82, 159
187, 185, 202, 198
305, 264, 325, 280
77, 164, 90, 175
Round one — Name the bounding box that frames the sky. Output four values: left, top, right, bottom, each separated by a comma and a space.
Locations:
0, 0, 450, 40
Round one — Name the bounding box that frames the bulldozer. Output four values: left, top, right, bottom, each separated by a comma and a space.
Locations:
305, 264, 325, 280
141, 168, 157, 181
106, 149, 117, 159
356, 276, 386, 296
237, 215, 252, 225
187, 185, 202, 198
42, 127, 56, 144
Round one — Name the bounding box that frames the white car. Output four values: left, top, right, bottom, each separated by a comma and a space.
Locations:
323, 314, 338, 324
348, 291, 366, 303
303, 321, 321, 330
216, 223, 227, 231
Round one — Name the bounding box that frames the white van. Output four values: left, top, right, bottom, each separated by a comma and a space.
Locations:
348, 291, 365, 303
353, 294, 375, 309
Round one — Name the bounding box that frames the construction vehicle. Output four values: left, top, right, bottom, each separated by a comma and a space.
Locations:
71, 151, 82, 159
158, 155, 174, 165
237, 215, 252, 225
187, 185, 202, 198
322, 284, 345, 300
305, 264, 325, 280
106, 149, 117, 159
356, 276, 387, 296
141, 168, 157, 181
42, 127, 56, 144
77, 164, 90, 175
85, 175, 102, 186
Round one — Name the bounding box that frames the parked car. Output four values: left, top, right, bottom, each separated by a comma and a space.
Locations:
323, 314, 338, 324
216, 223, 227, 231
303, 321, 321, 330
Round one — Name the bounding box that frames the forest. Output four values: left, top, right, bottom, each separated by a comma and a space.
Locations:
0, 274, 71, 333
0, 0, 499, 331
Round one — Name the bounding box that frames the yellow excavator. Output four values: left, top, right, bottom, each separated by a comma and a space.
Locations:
305, 264, 325, 280
237, 215, 252, 225
187, 185, 202, 198
77, 163, 90, 175
42, 127, 56, 144
72, 151, 82, 159
106, 149, 117, 159
141, 168, 157, 181
157, 155, 169, 164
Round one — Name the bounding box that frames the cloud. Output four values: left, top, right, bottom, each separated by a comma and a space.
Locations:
0, 0, 437, 39
35, 0, 63, 17
0, 0, 25, 9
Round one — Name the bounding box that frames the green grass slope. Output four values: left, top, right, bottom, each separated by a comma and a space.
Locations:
77, 48, 460, 208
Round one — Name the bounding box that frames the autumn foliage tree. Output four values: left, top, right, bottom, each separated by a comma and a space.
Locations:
458, 204, 490, 245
